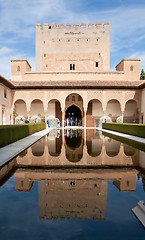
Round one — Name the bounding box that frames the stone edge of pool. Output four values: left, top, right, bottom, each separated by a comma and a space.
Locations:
97, 127, 145, 145
0, 128, 53, 168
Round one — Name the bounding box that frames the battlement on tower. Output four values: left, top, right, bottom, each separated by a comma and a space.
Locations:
36, 22, 109, 30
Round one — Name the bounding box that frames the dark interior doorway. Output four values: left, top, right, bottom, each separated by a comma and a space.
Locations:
65, 105, 82, 126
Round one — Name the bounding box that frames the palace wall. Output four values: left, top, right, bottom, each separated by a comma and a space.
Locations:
0, 82, 12, 125
11, 59, 140, 82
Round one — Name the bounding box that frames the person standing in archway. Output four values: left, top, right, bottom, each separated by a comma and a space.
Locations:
75, 117, 78, 126
66, 118, 69, 126
70, 117, 73, 126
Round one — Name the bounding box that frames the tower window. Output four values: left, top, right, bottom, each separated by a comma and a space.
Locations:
130, 65, 134, 71
70, 64, 75, 70
17, 66, 20, 72
44, 53, 46, 57
4, 88, 7, 98
96, 62, 99, 67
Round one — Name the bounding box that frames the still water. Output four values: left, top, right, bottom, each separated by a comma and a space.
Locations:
0, 129, 145, 240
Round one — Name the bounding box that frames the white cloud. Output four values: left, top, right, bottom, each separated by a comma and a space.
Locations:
0, 46, 35, 79
0, 46, 15, 56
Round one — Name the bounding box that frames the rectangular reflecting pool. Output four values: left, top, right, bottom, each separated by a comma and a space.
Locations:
0, 129, 145, 239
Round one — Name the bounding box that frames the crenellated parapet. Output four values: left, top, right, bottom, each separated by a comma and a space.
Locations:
36, 22, 109, 30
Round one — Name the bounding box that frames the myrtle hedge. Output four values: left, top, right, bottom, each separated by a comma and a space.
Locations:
102, 122, 145, 138
0, 123, 46, 148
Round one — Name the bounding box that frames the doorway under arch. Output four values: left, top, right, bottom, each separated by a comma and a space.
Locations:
65, 105, 82, 126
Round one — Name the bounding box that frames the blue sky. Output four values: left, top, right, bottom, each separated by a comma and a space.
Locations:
0, 0, 145, 79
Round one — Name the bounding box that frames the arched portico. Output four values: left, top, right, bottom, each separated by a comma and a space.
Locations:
13, 99, 27, 123
86, 99, 103, 127
105, 99, 122, 123
47, 99, 62, 127
65, 93, 84, 126
124, 99, 139, 123
11, 89, 142, 127
30, 99, 45, 122
65, 105, 82, 126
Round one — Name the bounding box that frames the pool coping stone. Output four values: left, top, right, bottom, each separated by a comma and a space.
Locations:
0, 127, 52, 168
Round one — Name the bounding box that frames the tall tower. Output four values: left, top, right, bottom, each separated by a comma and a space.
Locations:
35, 22, 110, 72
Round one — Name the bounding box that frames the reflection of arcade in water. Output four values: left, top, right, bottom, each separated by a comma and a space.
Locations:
15, 129, 145, 169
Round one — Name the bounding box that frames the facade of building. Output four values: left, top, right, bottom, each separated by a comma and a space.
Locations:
0, 22, 145, 126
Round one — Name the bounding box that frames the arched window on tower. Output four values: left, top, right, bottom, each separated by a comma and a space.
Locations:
130, 65, 134, 71
17, 66, 20, 72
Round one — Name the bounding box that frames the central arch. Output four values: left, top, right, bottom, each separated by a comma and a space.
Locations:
65, 105, 82, 126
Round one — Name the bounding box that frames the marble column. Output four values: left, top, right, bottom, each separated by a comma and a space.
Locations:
121, 111, 124, 123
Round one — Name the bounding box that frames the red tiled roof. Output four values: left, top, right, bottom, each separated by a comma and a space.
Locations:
0, 75, 15, 89
11, 80, 143, 89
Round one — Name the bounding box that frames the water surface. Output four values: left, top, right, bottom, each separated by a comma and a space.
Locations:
0, 129, 145, 240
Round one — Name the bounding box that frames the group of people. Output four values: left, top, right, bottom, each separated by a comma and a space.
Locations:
65, 117, 82, 127
46, 117, 82, 128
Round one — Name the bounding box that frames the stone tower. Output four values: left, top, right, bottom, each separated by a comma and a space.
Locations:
35, 22, 110, 72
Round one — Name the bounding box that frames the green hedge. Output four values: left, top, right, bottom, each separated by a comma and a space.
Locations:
102, 131, 145, 152
0, 123, 46, 148
102, 122, 145, 138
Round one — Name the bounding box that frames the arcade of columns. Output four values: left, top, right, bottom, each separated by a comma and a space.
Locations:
12, 89, 141, 126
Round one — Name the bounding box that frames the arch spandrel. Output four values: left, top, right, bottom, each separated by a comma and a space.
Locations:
65, 102, 82, 112
124, 90, 141, 112
30, 99, 44, 113
106, 99, 121, 108
13, 98, 29, 114
65, 92, 84, 101
124, 98, 140, 113
104, 91, 123, 112
86, 99, 103, 109
64, 92, 88, 112
65, 93, 84, 112
13, 99, 27, 105
124, 99, 139, 123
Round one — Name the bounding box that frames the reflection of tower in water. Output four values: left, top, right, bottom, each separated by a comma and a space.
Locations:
38, 178, 107, 221
14, 169, 138, 221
